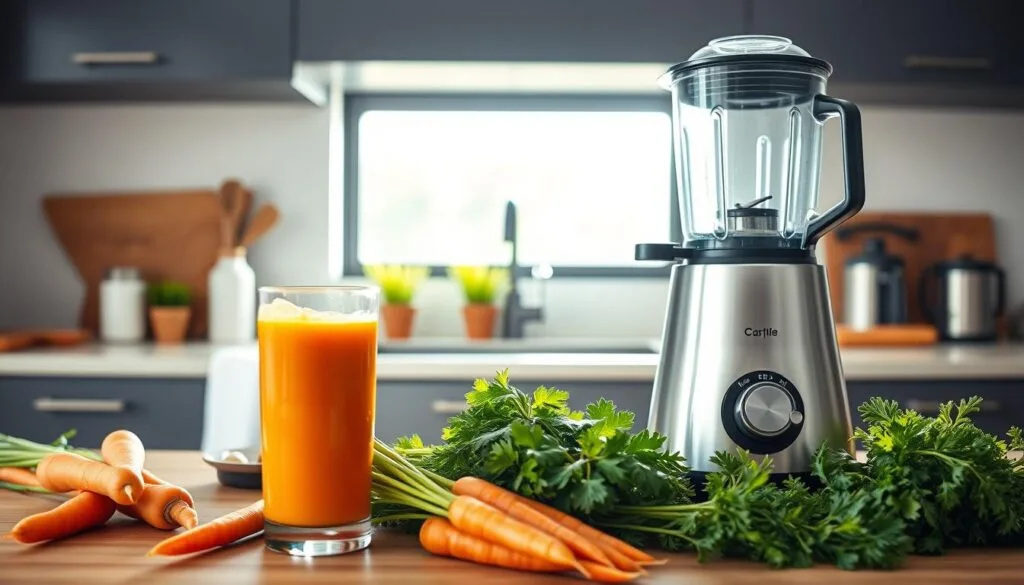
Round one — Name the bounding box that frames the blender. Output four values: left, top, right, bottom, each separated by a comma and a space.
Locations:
637, 35, 865, 480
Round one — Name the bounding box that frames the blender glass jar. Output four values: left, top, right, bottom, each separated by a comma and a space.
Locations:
661, 35, 864, 250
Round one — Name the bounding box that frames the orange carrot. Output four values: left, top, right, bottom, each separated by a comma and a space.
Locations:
419, 517, 565, 573
118, 484, 198, 530
101, 430, 146, 473
578, 560, 644, 583
452, 477, 614, 567
0, 467, 41, 487
600, 544, 647, 573
146, 499, 264, 556
520, 498, 656, 564
6, 492, 116, 543
35, 452, 143, 505
447, 495, 589, 577
141, 469, 169, 485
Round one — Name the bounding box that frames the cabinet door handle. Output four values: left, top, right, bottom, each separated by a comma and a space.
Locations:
905, 398, 1000, 414
33, 398, 126, 413
904, 55, 993, 70
431, 400, 469, 414
71, 51, 159, 65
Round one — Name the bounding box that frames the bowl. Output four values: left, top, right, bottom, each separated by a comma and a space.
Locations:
201, 447, 262, 490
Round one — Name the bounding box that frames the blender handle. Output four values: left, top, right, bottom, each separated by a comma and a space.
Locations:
803, 96, 866, 248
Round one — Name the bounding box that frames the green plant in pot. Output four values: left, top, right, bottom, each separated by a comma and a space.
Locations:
364, 264, 430, 339
448, 265, 508, 340
147, 281, 192, 344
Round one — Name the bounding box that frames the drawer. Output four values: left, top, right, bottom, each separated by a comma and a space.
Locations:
375, 380, 653, 446
0, 376, 205, 449
846, 380, 1024, 439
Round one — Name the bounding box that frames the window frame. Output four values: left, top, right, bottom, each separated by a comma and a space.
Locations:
342, 93, 680, 278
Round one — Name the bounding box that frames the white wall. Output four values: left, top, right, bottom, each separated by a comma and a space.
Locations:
1, 102, 1022, 338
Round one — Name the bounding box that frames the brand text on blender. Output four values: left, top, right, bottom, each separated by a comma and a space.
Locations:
745, 328, 778, 337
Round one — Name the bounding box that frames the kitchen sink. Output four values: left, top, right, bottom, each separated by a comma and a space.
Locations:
378, 339, 659, 355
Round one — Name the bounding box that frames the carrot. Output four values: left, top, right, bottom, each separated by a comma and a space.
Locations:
118, 484, 198, 530
6, 492, 116, 543
452, 477, 614, 568
100, 430, 146, 474
578, 560, 644, 583
142, 469, 169, 485
146, 499, 264, 556
420, 517, 565, 573
600, 544, 647, 573
520, 498, 657, 564
447, 495, 590, 577
0, 467, 41, 487
35, 452, 143, 505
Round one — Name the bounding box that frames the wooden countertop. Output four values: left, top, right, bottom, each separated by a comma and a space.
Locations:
2, 451, 1023, 584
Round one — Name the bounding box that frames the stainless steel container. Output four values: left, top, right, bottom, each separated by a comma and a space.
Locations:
919, 255, 1005, 342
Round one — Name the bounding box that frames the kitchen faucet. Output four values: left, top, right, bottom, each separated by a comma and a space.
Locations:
501, 201, 544, 339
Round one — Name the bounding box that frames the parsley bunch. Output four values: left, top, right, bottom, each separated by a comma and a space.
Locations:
400, 370, 692, 516
388, 372, 1024, 571
835, 396, 1024, 553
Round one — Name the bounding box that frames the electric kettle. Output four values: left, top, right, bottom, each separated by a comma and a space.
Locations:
919, 255, 1005, 342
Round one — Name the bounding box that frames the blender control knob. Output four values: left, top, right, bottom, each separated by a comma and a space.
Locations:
734, 382, 797, 438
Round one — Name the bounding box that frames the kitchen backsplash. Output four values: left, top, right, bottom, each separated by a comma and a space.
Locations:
1, 103, 1023, 338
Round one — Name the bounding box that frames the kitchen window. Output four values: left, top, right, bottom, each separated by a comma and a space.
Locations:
343, 95, 677, 277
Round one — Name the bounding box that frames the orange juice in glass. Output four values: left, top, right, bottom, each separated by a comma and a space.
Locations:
257, 285, 379, 556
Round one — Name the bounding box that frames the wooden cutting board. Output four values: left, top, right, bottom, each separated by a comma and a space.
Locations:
836, 324, 939, 347
821, 212, 998, 329
43, 189, 224, 339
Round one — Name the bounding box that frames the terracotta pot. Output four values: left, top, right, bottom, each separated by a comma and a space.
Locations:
149, 307, 191, 344
462, 303, 498, 340
381, 304, 416, 339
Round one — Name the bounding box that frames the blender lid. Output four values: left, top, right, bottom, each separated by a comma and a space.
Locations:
661, 35, 832, 86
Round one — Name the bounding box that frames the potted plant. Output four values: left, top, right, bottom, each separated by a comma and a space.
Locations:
363, 264, 430, 339
147, 281, 192, 344
448, 265, 508, 340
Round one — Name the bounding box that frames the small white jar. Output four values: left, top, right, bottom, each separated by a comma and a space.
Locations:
99, 266, 146, 343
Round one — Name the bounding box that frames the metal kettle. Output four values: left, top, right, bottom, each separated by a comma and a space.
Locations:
837, 223, 919, 330
919, 255, 1006, 342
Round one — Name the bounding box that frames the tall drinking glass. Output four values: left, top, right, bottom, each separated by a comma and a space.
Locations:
257, 286, 379, 557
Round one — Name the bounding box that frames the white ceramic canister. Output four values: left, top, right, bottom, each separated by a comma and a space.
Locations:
99, 266, 146, 343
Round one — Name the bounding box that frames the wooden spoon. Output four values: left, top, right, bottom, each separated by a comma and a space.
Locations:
219, 179, 247, 248
237, 187, 254, 243
239, 203, 280, 249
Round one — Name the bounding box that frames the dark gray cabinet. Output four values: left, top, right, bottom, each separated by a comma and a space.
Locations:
297, 0, 745, 63
0, 0, 302, 102
750, 0, 1008, 86
0, 376, 205, 449
375, 380, 653, 445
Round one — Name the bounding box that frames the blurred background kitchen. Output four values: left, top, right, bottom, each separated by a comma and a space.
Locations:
1, 1, 1023, 453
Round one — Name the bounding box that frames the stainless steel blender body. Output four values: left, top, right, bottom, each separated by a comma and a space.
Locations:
649, 262, 852, 474
637, 36, 866, 476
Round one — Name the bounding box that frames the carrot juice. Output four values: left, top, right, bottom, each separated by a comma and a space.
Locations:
257, 286, 379, 556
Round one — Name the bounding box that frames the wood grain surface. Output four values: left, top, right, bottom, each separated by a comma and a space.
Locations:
2, 451, 1023, 585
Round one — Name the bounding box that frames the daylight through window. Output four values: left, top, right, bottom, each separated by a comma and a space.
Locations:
352, 106, 673, 272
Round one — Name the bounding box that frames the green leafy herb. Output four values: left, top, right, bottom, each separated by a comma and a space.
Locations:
389, 372, 1024, 571
406, 369, 691, 516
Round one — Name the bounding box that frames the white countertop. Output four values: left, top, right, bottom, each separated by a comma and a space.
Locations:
0, 339, 1023, 382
